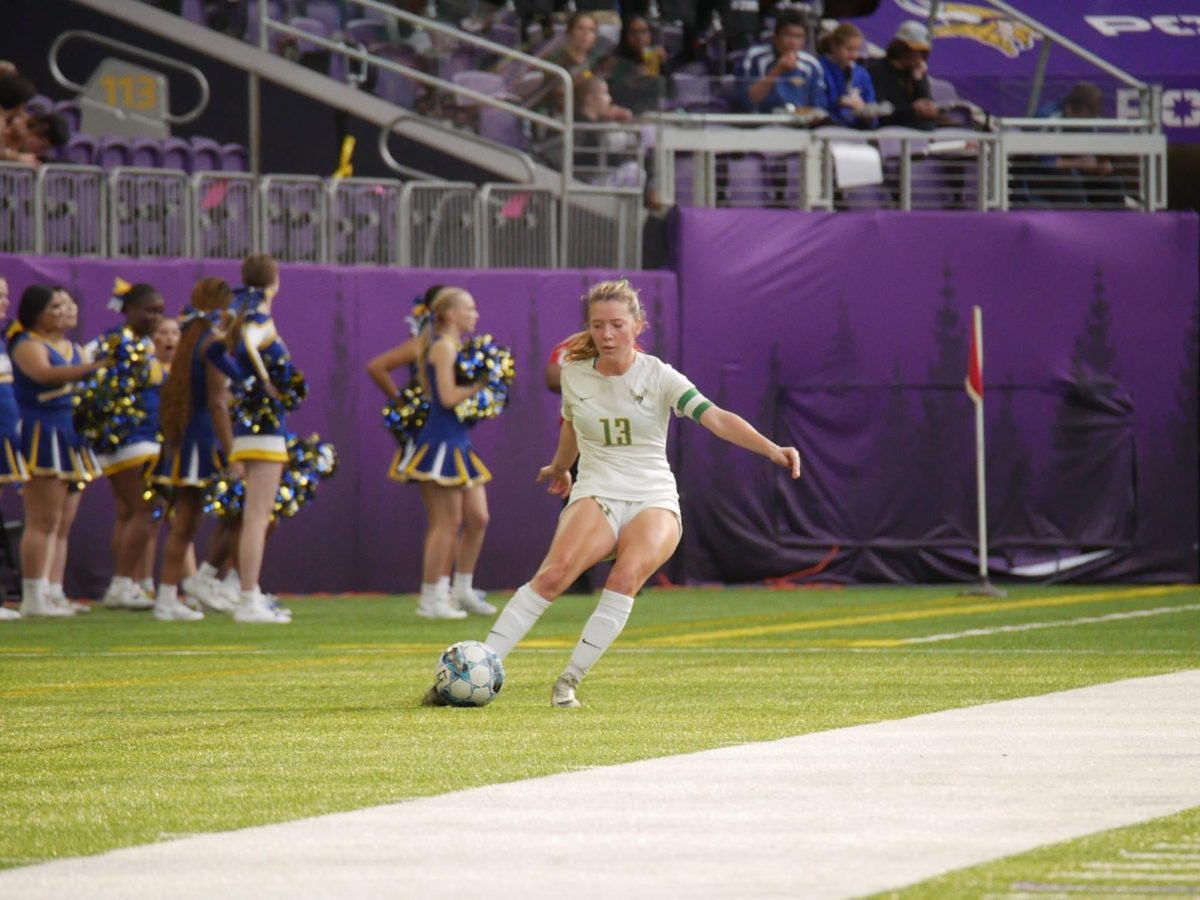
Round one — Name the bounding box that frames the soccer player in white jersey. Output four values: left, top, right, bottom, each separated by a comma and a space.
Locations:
423, 280, 801, 709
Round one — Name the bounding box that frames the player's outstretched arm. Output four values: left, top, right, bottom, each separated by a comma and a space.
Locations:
537, 419, 578, 496
697, 406, 801, 479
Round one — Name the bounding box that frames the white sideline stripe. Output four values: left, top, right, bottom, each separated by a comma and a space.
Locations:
898, 603, 1200, 644
2, 670, 1199, 900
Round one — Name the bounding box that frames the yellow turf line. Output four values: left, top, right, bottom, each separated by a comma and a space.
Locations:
642, 586, 1191, 646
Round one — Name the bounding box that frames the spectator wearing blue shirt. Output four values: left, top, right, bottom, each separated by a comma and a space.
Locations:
735, 10, 828, 114
819, 23, 877, 128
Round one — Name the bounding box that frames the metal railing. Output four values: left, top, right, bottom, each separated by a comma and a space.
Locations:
0, 163, 643, 267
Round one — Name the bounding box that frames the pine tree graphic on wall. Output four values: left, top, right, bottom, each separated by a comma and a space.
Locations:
1047, 265, 1135, 546
986, 372, 1037, 548
911, 264, 972, 537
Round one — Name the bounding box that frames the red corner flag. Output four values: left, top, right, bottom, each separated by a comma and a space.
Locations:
966, 306, 983, 404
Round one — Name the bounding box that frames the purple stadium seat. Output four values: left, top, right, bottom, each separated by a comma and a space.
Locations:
53, 100, 80, 134
374, 47, 421, 108
479, 107, 527, 150
243, 0, 284, 42
438, 46, 481, 82
670, 72, 710, 111
722, 155, 768, 207
62, 134, 97, 166
96, 136, 133, 169
130, 138, 163, 168
452, 70, 509, 106
189, 137, 222, 172
487, 22, 519, 48
305, 0, 343, 37
220, 143, 249, 172
288, 16, 329, 54
344, 17, 388, 46
159, 137, 192, 171
182, 0, 204, 25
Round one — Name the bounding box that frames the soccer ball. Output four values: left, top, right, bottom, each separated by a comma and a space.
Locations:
434, 640, 505, 707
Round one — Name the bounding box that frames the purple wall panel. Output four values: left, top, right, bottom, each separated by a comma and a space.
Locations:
3, 204, 1196, 590
0, 256, 678, 595
672, 208, 1199, 583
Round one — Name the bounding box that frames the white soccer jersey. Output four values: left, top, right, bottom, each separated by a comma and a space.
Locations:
560, 353, 712, 503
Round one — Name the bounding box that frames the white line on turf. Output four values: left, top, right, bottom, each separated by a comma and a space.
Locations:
890, 604, 1200, 645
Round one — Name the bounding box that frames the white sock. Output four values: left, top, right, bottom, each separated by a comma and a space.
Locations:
436, 575, 450, 598
419, 583, 439, 607
452, 572, 473, 595
47, 582, 65, 600
198, 562, 219, 580
110, 575, 134, 594
156, 584, 178, 607
566, 589, 635, 681
22, 578, 42, 603
223, 569, 240, 588
485, 583, 552, 660
140, 577, 154, 594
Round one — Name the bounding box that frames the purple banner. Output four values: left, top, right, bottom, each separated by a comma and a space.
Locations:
672, 207, 1199, 583
859, 0, 1200, 139
0, 257, 679, 597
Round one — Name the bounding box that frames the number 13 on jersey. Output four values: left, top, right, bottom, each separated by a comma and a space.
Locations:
599, 417, 632, 446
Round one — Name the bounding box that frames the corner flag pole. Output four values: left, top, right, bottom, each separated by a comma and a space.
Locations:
964, 306, 1005, 597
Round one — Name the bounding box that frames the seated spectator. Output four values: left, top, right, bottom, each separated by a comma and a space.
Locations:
818, 22, 877, 128
734, 9, 827, 114
22, 113, 71, 163
600, 14, 671, 116
572, 74, 640, 186
0, 73, 37, 165
866, 21, 939, 131
524, 12, 609, 118
1031, 81, 1125, 207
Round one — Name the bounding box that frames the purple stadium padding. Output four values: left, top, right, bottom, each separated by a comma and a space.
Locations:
671, 208, 1198, 584
0, 259, 677, 598
1, 209, 1195, 593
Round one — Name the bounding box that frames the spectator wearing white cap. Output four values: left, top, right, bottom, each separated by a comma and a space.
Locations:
866, 20, 939, 130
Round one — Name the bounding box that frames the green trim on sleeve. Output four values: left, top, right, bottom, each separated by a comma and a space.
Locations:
690, 400, 713, 423
676, 387, 699, 411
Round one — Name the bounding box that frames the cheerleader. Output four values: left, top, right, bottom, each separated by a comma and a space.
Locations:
87, 282, 166, 611
9, 285, 101, 617
390, 287, 493, 620
366, 287, 495, 617
0, 275, 27, 621
44, 288, 92, 615
150, 277, 238, 621
227, 253, 294, 624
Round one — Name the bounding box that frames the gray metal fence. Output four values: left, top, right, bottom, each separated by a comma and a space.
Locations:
329, 177, 401, 267
0, 165, 37, 254
478, 184, 557, 269
109, 167, 190, 258
194, 172, 257, 260
399, 181, 477, 269
260, 175, 326, 263
40, 165, 107, 257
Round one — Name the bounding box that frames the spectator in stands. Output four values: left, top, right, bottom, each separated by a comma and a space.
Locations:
818, 22, 877, 128
600, 14, 671, 116
1029, 81, 1124, 208
866, 21, 939, 131
734, 9, 827, 115
0, 73, 38, 165
526, 11, 632, 120
572, 74, 640, 185
21, 113, 70, 163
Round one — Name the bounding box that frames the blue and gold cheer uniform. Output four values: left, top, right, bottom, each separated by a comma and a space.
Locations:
153, 324, 228, 487
0, 330, 29, 483
392, 361, 490, 487
230, 310, 292, 464
12, 332, 100, 482
90, 326, 164, 476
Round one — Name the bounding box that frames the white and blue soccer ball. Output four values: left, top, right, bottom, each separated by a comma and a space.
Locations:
434, 640, 505, 707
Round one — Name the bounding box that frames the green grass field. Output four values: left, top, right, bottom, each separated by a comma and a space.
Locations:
3, 583, 1199, 894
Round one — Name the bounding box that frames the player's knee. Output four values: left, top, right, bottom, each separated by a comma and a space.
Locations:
604, 565, 645, 598
463, 504, 489, 533
532, 561, 572, 597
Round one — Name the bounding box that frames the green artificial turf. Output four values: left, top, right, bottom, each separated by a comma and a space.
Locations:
873, 807, 1200, 898
2, 584, 1198, 874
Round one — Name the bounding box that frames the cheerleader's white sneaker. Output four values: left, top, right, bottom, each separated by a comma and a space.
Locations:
450, 588, 497, 616
415, 597, 467, 620
233, 590, 290, 624
182, 572, 236, 613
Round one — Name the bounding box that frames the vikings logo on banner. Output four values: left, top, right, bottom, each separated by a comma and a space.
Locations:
895, 0, 1041, 59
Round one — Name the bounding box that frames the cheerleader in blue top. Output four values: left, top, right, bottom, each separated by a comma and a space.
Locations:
150, 276, 240, 622
228, 253, 294, 624
85, 282, 166, 611
10, 285, 102, 617
391, 287, 493, 619
366, 285, 496, 619
0, 276, 27, 621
